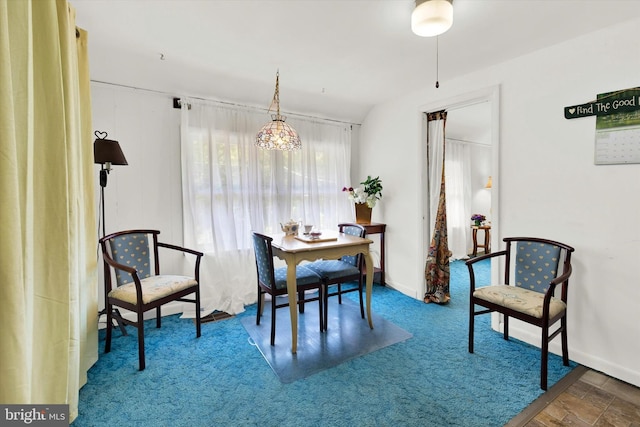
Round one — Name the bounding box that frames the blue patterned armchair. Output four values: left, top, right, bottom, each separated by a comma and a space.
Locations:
99, 229, 203, 370
466, 237, 575, 390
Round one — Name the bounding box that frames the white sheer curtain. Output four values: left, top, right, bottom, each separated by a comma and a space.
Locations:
427, 114, 445, 235
180, 98, 352, 315
444, 140, 471, 259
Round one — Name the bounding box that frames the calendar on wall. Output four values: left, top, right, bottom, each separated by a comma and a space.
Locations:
565, 87, 640, 165
594, 88, 640, 165
594, 124, 640, 165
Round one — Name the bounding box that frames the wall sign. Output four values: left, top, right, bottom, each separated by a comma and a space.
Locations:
566, 87, 640, 165
565, 89, 640, 119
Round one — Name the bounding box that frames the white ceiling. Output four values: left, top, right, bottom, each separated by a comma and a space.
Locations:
73, 0, 640, 125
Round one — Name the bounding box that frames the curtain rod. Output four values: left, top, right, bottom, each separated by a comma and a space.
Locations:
446, 137, 491, 147
90, 79, 361, 126
172, 96, 360, 126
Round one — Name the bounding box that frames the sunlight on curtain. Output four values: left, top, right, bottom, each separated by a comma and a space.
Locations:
180, 98, 352, 314
444, 140, 471, 259
0, 0, 97, 422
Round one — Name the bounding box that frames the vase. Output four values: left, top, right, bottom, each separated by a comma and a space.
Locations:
355, 203, 372, 224
474, 220, 481, 226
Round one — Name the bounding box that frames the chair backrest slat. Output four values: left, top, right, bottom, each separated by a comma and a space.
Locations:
252, 232, 275, 289
338, 224, 366, 266
513, 241, 562, 293
108, 233, 152, 287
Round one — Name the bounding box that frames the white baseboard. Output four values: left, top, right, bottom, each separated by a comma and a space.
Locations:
381, 279, 420, 300
496, 324, 640, 388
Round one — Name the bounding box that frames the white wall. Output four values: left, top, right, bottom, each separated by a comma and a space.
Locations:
92, 84, 183, 240
467, 143, 491, 253
359, 18, 640, 386
468, 143, 491, 223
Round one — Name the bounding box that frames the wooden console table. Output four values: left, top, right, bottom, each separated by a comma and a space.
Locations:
345, 222, 386, 285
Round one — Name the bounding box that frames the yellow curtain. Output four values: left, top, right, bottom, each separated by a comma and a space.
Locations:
0, 0, 98, 422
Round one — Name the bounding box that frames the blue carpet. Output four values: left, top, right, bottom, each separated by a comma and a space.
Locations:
241, 295, 413, 383
74, 260, 576, 426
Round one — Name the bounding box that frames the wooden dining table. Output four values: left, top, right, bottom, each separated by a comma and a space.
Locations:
266, 229, 375, 353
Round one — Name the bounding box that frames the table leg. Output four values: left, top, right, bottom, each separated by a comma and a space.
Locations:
362, 251, 375, 329
472, 228, 479, 256
286, 262, 298, 353
379, 232, 386, 285
484, 229, 491, 254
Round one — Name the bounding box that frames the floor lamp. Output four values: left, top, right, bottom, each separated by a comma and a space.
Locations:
94, 131, 128, 334
93, 131, 128, 237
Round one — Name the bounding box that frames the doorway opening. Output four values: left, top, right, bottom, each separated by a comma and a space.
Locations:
419, 86, 500, 295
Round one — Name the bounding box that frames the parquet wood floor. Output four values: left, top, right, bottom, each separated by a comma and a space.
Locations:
508, 366, 640, 426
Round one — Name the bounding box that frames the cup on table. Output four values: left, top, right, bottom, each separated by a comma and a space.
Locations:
304, 224, 313, 234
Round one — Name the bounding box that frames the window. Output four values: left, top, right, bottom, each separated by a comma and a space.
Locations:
181, 99, 352, 253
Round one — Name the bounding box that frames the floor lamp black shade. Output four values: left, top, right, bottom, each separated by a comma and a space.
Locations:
94, 131, 129, 336
94, 131, 128, 237
94, 137, 128, 170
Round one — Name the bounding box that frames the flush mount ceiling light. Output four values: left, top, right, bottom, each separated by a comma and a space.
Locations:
411, 0, 454, 37
255, 71, 301, 151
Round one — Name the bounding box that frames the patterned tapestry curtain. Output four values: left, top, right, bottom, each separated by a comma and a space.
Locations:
424, 111, 452, 304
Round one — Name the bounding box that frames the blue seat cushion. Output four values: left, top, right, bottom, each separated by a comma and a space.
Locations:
273, 265, 321, 290
306, 260, 361, 281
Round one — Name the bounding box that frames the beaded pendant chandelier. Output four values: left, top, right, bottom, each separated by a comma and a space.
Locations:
255, 71, 301, 151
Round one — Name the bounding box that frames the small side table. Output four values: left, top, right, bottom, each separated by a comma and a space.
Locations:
344, 222, 386, 285
471, 225, 491, 256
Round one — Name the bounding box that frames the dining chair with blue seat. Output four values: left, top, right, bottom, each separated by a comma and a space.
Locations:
306, 223, 366, 330
252, 231, 324, 345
